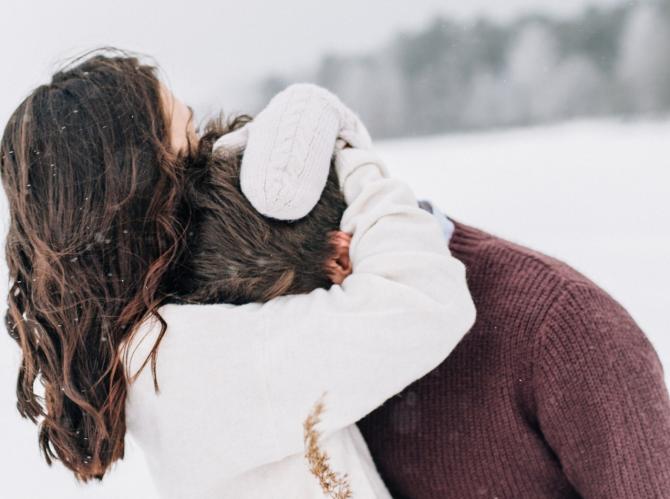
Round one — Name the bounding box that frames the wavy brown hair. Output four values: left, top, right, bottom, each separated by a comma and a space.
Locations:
0, 50, 232, 481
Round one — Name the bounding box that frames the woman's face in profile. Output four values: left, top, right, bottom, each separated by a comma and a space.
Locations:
160, 83, 197, 154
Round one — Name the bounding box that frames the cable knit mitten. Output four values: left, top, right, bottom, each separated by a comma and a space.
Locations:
212, 83, 373, 221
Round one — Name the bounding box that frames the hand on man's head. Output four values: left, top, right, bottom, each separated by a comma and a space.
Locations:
212, 83, 372, 221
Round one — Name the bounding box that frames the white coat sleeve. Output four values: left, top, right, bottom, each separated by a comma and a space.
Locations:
258, 146, 476, 459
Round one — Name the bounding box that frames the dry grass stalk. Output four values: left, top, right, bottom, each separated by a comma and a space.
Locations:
303, 397, 353, 499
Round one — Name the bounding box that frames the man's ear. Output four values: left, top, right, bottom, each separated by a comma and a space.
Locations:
325, 231, 352, 284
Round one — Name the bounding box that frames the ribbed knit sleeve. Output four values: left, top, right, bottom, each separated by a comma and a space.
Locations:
534, 282, 670, 498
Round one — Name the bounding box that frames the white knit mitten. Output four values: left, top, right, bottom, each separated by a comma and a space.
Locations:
212, 83, 373, 221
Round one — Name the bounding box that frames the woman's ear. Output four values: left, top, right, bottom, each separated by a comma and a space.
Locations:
325, 231, 352, 284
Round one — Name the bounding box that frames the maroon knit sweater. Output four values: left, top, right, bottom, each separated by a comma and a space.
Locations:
357, 222, 670, 498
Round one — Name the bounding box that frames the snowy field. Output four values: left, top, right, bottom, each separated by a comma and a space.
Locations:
0, 119, 668, 498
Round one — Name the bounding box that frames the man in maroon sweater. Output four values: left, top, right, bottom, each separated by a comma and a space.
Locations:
358, 220, 670, 498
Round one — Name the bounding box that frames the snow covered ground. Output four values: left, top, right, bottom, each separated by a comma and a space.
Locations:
0, 119, 668, 498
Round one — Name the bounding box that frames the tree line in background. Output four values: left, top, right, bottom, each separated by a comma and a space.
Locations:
257, 0, 670, 137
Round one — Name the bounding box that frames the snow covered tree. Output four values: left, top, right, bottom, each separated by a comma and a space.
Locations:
617, 4, 670, 113
505, 23, 560, 122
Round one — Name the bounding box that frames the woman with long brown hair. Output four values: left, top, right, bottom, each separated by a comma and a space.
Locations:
0, 50, 206, 479
1, 49, 475, 497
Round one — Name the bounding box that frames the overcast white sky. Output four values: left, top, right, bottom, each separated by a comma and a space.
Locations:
1, 0, 626, 127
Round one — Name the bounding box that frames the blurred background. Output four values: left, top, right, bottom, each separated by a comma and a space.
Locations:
0, 0, 668, 497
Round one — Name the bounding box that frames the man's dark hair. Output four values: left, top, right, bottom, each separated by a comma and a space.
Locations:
173, 116, 347, 304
